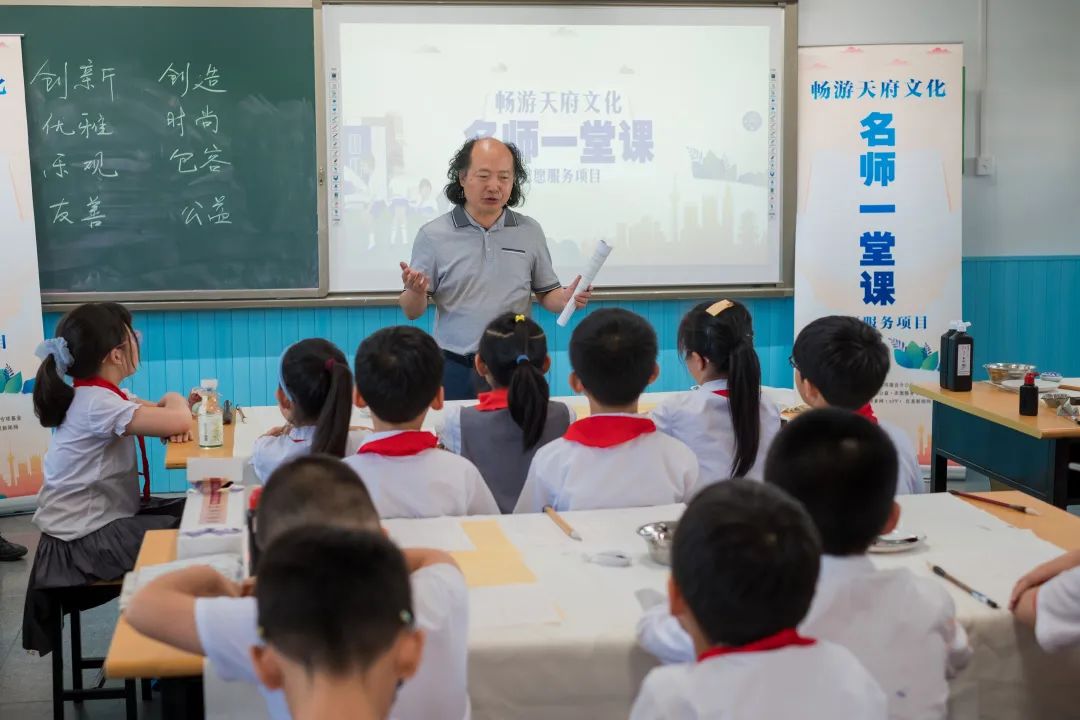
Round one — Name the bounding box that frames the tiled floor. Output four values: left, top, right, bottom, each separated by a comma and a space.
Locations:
0, 513, 163, 720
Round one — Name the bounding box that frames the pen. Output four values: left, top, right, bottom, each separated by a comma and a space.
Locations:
543, 505, 582, 541
948, 489, 1041, 516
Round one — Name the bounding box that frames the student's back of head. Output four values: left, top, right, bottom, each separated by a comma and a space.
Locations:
253, 525, 421, 717
791, 316, 890, 410
256, 455, 379, 551
672, 478, 821, 648
678, 299, 762, 477
34, 301, 138, 427
764, 408, 898, 556
354, 326, 444, 423
277, 339, 354, 457
477, 312, 552, 450
569, 308, 658, 407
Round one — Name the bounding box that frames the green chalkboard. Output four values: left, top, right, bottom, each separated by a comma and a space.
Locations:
1, 5, 320, 297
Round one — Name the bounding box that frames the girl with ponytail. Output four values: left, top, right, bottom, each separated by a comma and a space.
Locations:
653, 300, 781, 486
24, 302, 192, 656
251, 339, 364, 483
438, 312, 573, 512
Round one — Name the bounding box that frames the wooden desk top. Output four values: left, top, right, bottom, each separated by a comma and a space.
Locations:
911, 382, 1080, 440
164, 419, 236, 470
103, 529, 204, 679
962, 491, 1080, 551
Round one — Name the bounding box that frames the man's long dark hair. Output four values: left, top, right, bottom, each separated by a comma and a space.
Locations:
443, 138, 529, 208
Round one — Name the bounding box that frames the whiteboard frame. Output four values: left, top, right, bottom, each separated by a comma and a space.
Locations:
32, 0, 329, 304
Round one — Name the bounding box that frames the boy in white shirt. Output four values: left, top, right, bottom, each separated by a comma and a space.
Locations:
126, 455, 472, 720
514, 308, 698, 513
630, 478, 885, 720
1011, 548, 1080, 652
252, 526, 423, 720
790, 316, 924, 495
638, 409, 970, 720
345, 326, 499, 518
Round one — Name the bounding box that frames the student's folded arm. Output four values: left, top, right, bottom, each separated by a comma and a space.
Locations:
125, 393, 191, 438
1012, 587, 1039, 631
125, 566, 240, 655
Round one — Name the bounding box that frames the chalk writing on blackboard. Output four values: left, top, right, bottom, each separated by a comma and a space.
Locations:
209, 195, 232, 224
46, 154, 69, 179
83, 152, 117, 179
31, 60, 69, 98
41, 114, 74, 136
81, 196, 105, 229
49, 198, 73, 225
167, 105, 185, 136
195, 105, 218, 134
158, 62, 228, 98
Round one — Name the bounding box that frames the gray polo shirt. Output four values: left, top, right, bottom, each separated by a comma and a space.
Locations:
409, 205, 561, 354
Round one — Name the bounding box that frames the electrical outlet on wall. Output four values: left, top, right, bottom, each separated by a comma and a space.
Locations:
976, 156, 996, 176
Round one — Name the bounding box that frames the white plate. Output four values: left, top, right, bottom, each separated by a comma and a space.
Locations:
1000, 378, 1060, 393
869, 530, 926, 554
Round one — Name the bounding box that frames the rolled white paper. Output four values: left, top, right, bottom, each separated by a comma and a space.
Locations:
557, 240, 612, 327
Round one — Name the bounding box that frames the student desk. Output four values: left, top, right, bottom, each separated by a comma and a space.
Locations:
164, 419, 235, 470
105, 492, 1080, 720
162, 387, 805, 470
911, 382, 1080, 507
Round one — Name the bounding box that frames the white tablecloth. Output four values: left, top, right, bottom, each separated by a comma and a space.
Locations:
229, 388, 804, 463
206, 494, 1080, 720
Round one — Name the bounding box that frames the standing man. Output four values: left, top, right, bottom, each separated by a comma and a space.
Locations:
399, 138, 591, 399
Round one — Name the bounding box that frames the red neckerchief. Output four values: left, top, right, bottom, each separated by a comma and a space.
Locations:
73, 377, 151, 501
475, 388, 510, 412
356, 431, 438, 457
697, 628, 816, 662
562, 415, 656, 448
855, 404, 879, 425
712, 389, 730, 398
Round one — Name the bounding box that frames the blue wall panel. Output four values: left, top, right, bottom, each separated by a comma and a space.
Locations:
42, 255, 1079, 491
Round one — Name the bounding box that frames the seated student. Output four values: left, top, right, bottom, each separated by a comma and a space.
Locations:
251, 338, 367, 483
514, 308, 698, 513
345, 326, 498, 518
638, 410, 970, 720
126, 455, 471, 720
438, 313, 574, 512
652, 299, 781, 487
253, 526, 423, 720
23, 302, 191, 655
630, 479, 886, 720
1011, 548, 1080, 652
790, 316, 924, 495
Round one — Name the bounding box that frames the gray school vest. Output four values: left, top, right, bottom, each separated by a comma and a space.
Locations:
459, 401, 572, 513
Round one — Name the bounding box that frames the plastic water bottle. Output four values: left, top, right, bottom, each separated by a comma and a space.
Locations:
197, 378, 224, 448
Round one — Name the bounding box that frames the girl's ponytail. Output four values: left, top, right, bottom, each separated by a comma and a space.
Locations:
479, 313, 552, 450
34, 353, 75, 428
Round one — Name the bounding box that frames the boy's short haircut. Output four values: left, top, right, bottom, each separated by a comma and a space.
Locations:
569, 308, 658, 407
354, 326, 444, 424
256, 526, 413, 674
764, 408, 898, 555
791, 316, 890, 409
257, 455, 380, 550
672, 478, 821, 648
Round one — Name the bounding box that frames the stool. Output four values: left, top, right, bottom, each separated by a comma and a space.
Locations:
48, 582, 148, 720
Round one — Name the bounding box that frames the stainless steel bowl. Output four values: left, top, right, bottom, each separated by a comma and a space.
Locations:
637, 521, 678, 565
984, 363, 1036, 384
1043, 392, 1072, 409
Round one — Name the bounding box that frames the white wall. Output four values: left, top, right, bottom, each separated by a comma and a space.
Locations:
799, 0, 1080, 256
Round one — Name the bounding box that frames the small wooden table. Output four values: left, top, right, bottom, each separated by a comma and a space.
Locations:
164, 420, 236, 470
911, 382, 1080, 507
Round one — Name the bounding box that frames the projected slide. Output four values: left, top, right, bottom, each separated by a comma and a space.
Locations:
325, 5, 784, 291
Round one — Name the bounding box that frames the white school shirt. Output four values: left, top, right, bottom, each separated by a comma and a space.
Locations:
651, 380, 781, 487
195, 563, 472, 720
879, 419, 925, 495
437, 399, 577, 454
34, 385, 140, 541
513, 414, 699, 513
1035, 565, 1080, 652
249, 426, 369, 484
637, 555, 970, 720
629, 640, 887, 720
343, 431, 499, 518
